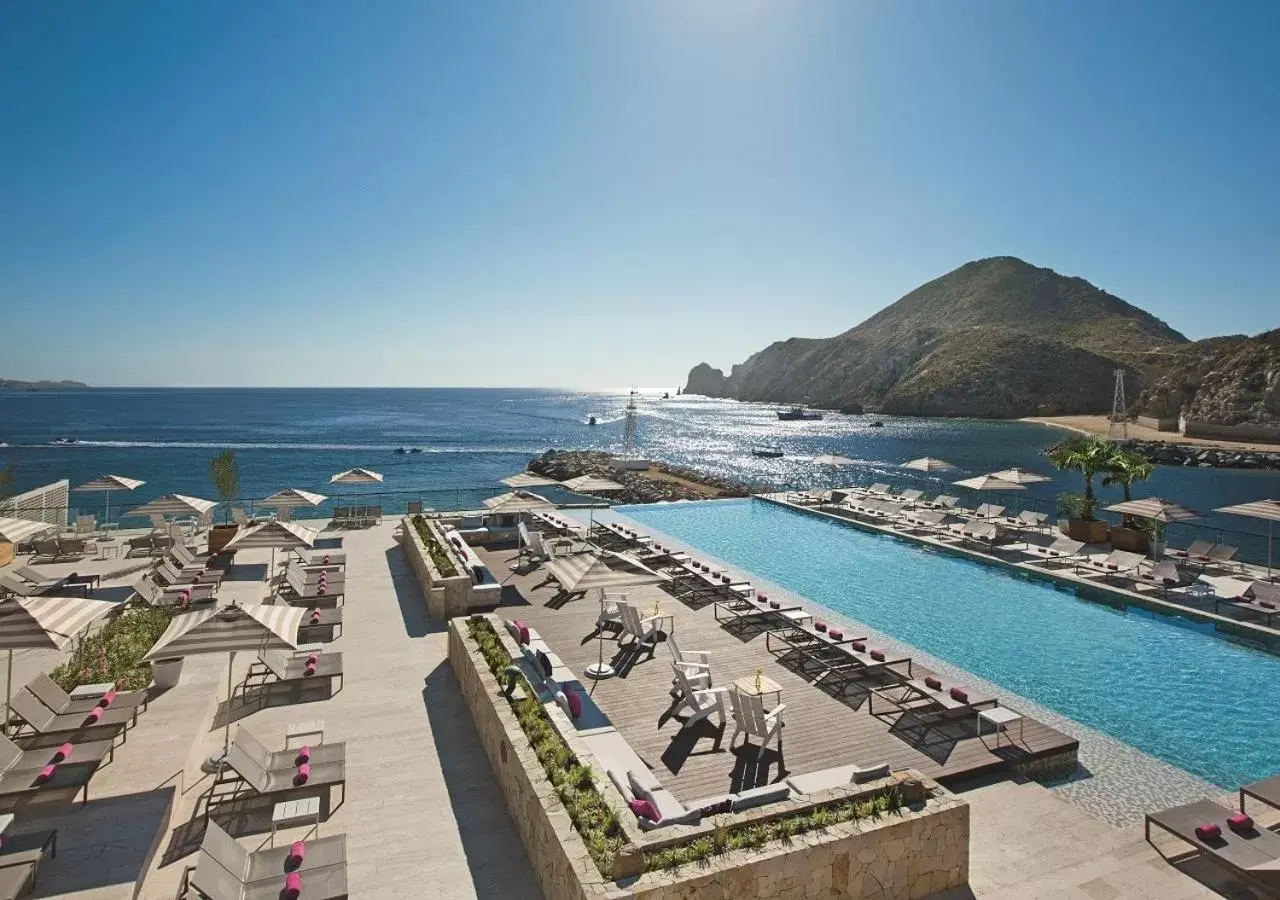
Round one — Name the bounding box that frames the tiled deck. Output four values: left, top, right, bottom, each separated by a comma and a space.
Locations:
477, 545, 1077, 801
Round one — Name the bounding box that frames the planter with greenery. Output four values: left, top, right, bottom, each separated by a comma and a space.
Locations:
207, 449, 240, 552
1101, 448, 1154, 551
51, 606, 179, 692
1048, 436, 1114, 543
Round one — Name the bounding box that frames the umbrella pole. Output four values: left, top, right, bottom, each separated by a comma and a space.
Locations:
4, 649, 12, 738
586, 588, 615, 679
224, 651, 234, 757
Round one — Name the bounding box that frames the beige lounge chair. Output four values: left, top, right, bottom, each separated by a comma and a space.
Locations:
232, 727, 344, 772
0, 829, 57, 899
24, 673, 146, 717
1146, 798, 1280, 895
209, 744, 345, 818
7, 691, 135, 748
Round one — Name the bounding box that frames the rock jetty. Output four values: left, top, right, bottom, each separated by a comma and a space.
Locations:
1118, 440, 1280, 471
527, 450, 753, 504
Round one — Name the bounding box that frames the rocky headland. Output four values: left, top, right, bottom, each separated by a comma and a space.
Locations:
527, 450, 753, 504
1113, 440, 1280, 471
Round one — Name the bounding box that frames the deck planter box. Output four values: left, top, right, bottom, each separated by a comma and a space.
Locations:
207, 524, 239, 555
150, 657, 184, 689
1109, 526, 1150, 554
1066, 518, 1108, 543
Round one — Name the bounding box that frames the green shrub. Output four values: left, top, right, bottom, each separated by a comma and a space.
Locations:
412, 515, 459, 577
51, 606, 179, 691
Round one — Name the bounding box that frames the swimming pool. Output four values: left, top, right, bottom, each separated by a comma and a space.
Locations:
619, 498, 1279, 789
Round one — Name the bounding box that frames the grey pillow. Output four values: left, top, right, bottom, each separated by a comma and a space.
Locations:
535, 650, 553, 679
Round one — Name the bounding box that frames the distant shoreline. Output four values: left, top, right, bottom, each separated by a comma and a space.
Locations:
1020, 414, 1280, 453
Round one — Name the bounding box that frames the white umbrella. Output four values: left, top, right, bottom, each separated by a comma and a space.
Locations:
813, 455, 857, 466
258, 488, 327, 523
1104, 498, 1200, 522
483, 491, 555, 513
1215, 499, 1280, 576
560, 475, 625, 493
990, 468, 1051, 485
953, 475, 1026, 492
0, 516, 59, 544
143, 602, 303, 761
0, 595, 117, 735
542, 551, 667, 680
329, 468, 383, 484
224, 520, 319, 581
903, 457, 957, 473
125, 494, 218, 520
501, 472, 560, 488
72, 475, 145, 527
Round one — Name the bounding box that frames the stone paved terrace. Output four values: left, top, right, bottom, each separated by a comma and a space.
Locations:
0, 518, 1272, 898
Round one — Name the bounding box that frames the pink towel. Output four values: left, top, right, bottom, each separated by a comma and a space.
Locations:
284, 871, 302, 899
288, 841, 306, 866
84, 707, 103, 725
310, 612, 321, 623
924, 676, 943, 691
36, 763, 56, 784
814, 621, 827, 632
322, 554, 330, 564
316, 586, 326, 596
305, 664, 317, 677
306, 653, 318, 665
98, 690, 117, 708
53, 742, 73, 763
828, 629, 844, 640
296, 746, 311, 764
870, 649, 885, 662
294, 763, 310, 785
308, 607, 319, 616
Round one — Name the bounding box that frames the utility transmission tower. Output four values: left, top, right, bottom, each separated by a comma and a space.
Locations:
1108, 368, 1128, 440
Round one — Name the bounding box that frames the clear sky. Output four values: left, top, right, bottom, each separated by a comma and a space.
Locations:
2, 1, 1276, 388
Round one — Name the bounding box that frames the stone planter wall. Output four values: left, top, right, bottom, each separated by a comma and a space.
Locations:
449, 616, 970, 900
401, 516, 473, 620
1108, 526, 1149, 554
1066, 518, 1108, 543
0, 541, 13, 567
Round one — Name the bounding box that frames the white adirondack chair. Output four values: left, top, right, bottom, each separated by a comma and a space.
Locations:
728, 689, 786, 758
596, 591, 626, 633
666, 634, 711, 693
619, 602, 669, 650
672, 665, 728, 729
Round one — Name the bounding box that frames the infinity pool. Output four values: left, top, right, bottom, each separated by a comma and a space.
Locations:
620, 499, 1279, 789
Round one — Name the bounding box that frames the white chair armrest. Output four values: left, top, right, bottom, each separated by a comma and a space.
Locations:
766, 703, 787, 721
674, 660, 711, 672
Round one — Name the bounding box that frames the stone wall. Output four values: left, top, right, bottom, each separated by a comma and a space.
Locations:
401, 516, 473, 620
1135, 415, 1177, 432
449, 615, 971, 900
1182, 419, 1280, 445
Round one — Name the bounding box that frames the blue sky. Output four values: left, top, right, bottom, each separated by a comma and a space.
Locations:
2, 1, 1276, 388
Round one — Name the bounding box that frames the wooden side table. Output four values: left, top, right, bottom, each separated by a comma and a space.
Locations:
733, 675, 783, 707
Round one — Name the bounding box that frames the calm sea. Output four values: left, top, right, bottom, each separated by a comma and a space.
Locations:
0, 388, 1276, 560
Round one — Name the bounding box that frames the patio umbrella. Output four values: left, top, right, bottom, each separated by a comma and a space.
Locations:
0, 516, 59, 544
72, 475, 145, 527
990, 468, 1051, 485
813, 455, 857, 466
903, 457, 957, 473
125, 494, 218, 521
953, 475, 1025, 492
1215, 499, 1280, 576
560, 475, 625, 493
483, 491, 555, 513
543, 551, 667, 680
0, 595, 117, 735
501, 472, 560, 489
1104, 498, 1201, 522
223, 520, 319, 581
328, 468, 383, 485
258, 488, 327, 523
143, 602, 303, 762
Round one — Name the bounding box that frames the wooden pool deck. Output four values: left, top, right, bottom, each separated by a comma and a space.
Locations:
476, 545, 1078, 802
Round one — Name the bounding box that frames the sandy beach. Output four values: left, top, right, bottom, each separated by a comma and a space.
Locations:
1020, 414, 1280, 452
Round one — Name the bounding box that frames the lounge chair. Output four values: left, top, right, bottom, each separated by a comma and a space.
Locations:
1241, 775, 1280, 817
1206, 543, 1240, 571
184, 819, 347, 900
869, 676, 997, 723
0, 571, 67, 598
713, 594, 808, 630
618, 603, 672, 652
295, 605, 344, 641
171, 543, 214, 568
765, 622, 867, 679
24, 673, 146, 717
280, 566, 343, 606
727, 690, 784, 758
931, 495, 959, 509
132, 573, 216, 607
1024, 536, 1086, 565
30, 539, 86, 564
973, 503, 1006, 520
1216, 581, 1280, 626
0, 829, 57, 899
1008, 510, 1049, 530
0, 732, 101, 810
897, 509, 951, 533
1170, 540, 1215, 562
242, 649, 344, 697
1146, 798, 1280, 895
209, 744, 346, 822
812, 637, 912, 687
670, 666, 729, 729
1135, 560, 1197, 595
897, 489, 924, 504
1077, 549, 1147, 581
154, 559, 221, 590
233, 727, 344, 772
7, 691, 135, 748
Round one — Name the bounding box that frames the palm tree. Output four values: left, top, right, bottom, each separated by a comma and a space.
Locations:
1102, 449, 1154, 526
1046, 435, 1115, 520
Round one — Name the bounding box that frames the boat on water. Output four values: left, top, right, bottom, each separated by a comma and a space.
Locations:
776, 407, 823, 421
52, 437, 78, 445
588, 416, 597, 426
394, 447, 408, 454
409, 447, 423, 453
752, 449, 785, 458
868, 421, 884, 428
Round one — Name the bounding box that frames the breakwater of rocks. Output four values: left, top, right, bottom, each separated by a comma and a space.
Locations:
1121, 440, 1280, 470
527, 450, 754, 504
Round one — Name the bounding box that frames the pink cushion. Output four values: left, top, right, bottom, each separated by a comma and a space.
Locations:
294, 763, 310, 785
566, 690, 583, 719
53, 742, 73, 763
924, 676, 943, 691
870, 649, 885, 662
1195, 822, 1221, 841
98, 690, 116, 708
304, 664, 317, 676
306, 654, 318, 665
284, 871, 302, 899
84, 707, 103, 725
1227, 813, 1253, 833
316, 585, 326, 596
514, 620, 531, 645
628, 798, 659, 821
36, 764, 55, 784
828, 629, 843, 640
758, 592, 768, 601
288, 841, 306, 867
851, 640, 865, 652
814, 621, 827, 632
296, 746, 311, 764
949, 687, 969, 703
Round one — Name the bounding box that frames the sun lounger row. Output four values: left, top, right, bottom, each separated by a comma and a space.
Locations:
0, 828, 57, 900
183, 819, 347, 900
1171, 540, 1239, 569
1216, 580, 1280, 626
331, 505, 381, 528
30, 537, 92, 564
132, 572, 216, 607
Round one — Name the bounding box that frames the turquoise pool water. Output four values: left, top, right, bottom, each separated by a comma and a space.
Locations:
620, 499, 1280, 789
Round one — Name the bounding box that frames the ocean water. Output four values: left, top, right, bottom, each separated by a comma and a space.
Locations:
0, 387, 1275, 557
621, 498, 1280, 789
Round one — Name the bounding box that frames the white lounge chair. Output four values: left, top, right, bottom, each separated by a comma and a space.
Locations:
596, 591, 627, 633
618, 602, 672, 651
672, 666, 728, 729
666, 634, 711, 685
728, 689, 785, 759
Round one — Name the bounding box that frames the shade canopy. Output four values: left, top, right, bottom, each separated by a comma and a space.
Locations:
1215, 499, 1280, 523
902, 457, 957, 473
125, 493, 218, 519
953, 475, 1026, 492
543, 551, 666, 595
258, 488, 327, 509
0, 516, 60, 543
501, 472, 560, 488
0, 595, 118, 651
560, 475, 625, 492
989, 467, 1051, 485
483, 490, 555, 513
1104, 498, 1201, 522
73, 475, 145, 493
813, 454, 857, 466
329, 468, 384, 484
223, 520, 319, 551
143, 603, 303, 662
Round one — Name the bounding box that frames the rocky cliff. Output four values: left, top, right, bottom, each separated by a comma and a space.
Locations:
684, 256, 1191, 418
1137, 329, 1280, 427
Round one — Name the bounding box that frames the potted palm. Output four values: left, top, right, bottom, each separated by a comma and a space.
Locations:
1047, 436, 1113, 543
207, 449, 241, 555
1104, 449, 1155, 554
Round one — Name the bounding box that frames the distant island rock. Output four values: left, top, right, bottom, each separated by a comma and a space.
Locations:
682, 256, 1251, 419
0, 378, 88, 391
